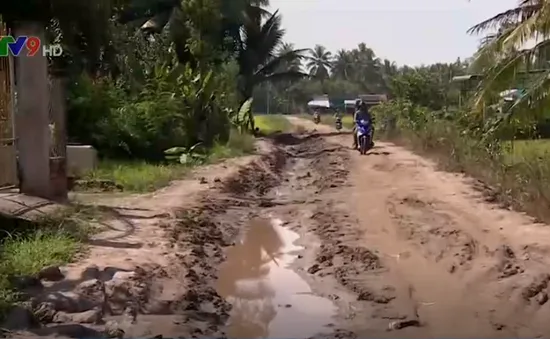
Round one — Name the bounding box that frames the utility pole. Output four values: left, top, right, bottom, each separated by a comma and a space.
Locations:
266, 83, 270, 114
13, 21, 51, 199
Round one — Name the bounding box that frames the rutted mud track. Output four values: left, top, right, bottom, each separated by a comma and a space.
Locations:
11, 119, 550, 338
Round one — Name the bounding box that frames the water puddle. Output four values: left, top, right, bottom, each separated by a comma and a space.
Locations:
216, 217, 336, 338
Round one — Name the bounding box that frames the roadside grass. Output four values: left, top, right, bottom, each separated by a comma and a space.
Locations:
380, 118, 550, 223
208, 129, 256, 162
254, 114, 293, 135
501, 139, 550, 164
80, 129, 257, 193
81, 160, 187, 193
78, 116, 292, 193
0, 207, 94, 318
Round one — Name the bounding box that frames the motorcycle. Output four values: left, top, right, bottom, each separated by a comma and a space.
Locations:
335, 117, 342, 131
313, 112, 321, 124
356, 119, 373, 155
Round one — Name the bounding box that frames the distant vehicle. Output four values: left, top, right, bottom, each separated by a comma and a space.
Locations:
335, 116, 342, 131
313, 111, 321, 124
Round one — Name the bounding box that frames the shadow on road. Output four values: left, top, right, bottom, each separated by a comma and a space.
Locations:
267, 131, 352, 146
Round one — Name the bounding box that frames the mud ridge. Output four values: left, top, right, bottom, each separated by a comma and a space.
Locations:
220, 140, 286, 196
275, 136, 392, 307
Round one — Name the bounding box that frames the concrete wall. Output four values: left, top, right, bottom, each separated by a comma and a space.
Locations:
0, 145, 17, 186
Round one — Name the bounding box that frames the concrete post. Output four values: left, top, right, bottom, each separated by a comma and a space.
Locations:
13, 21, 51, 198
49, 75, 68, 201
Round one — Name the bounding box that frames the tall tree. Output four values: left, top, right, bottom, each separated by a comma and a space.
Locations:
306, 45, 332, 81
120, 0, 271, 64
332, 49, 354, 80
236, 10, 306, 103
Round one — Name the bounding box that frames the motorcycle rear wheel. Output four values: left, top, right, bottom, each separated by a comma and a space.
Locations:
359, 136, 368, 155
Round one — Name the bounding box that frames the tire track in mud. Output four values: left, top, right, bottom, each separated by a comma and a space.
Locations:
174, 132, 397, 338
283, 119, 550, 338
15, 125, 550, 338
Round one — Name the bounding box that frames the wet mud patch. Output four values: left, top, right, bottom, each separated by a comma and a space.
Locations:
215, 217, 337, 338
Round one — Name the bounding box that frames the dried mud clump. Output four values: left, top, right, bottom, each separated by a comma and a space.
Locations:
309, 207, 383, 300
222, 148, 286, 195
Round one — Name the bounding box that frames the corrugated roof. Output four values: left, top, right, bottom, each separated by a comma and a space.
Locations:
307, 99, 330, 108
451, 74, 482, 82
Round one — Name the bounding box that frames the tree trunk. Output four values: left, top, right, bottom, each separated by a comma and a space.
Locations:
13, 21, 51, 199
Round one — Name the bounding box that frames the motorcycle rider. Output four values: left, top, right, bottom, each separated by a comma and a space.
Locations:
334, 109, 342, 121
313, 109, 321, 123
352, 100, 373, 149
333, 109, 342, 130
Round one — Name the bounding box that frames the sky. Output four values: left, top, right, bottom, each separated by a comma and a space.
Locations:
268, 0, 519, 66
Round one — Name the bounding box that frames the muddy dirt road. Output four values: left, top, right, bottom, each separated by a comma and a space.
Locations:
9, 117, 550, 338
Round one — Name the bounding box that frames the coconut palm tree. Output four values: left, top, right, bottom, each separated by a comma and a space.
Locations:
276, 42, 302, 72
306, 45, 332, 81
236, 10, 307, 105
332, 49, 354, 80
351, 43, 383, 92
119, 0, 272, 64
467, 0, 550, 116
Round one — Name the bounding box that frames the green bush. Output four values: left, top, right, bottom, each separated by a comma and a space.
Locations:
66, 61, 236, 161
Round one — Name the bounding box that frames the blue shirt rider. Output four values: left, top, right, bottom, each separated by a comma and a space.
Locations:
352, 100, 372, 148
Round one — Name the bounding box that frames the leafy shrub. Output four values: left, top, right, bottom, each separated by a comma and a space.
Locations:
67, 61, 236, 161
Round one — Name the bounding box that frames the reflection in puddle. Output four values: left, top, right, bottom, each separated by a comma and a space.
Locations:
216, 217, 336, 338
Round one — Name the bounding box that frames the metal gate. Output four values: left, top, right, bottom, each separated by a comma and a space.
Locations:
0, 22, 17, 188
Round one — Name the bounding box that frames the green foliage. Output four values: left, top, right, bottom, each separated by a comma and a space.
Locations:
67, 56, 236, 160
232, 98, 254, 132
236, 9, 308, 103
164, 143, 207, 165
390, 70, 446, 110
82, 160, 187, 192
258, 42, 468, 114
254, 114, 292, 135
61, 0, 305, 163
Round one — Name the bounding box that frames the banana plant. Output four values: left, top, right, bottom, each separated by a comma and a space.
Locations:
230, 97, 254, 133
164, 142, 206, 165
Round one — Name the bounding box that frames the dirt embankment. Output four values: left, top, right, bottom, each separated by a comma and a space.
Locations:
9, 118, 550, 339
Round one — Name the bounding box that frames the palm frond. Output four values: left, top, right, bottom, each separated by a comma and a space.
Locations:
256, 70, 308, 85
472, 38, 550, 111
255, 48, 308, 76
507, 68, 550, 117
467, 3, 541, 35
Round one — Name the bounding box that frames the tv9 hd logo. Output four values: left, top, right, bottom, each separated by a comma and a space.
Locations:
0, 35, 63, 57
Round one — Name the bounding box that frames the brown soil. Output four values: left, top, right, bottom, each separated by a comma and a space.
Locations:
7, 118, 550, 338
